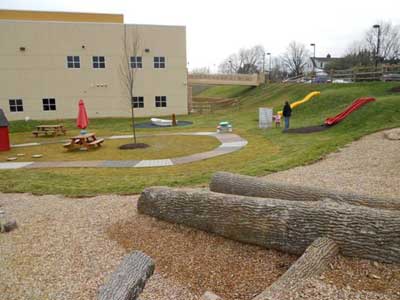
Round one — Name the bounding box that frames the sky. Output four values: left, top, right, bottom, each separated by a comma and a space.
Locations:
1, 0, 400, 72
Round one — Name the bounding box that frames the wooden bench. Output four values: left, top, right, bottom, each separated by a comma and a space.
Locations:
88, 138, 104, 147
33, 125, 67, 137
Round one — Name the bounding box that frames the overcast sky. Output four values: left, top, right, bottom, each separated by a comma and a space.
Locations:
2, 0, 400, 71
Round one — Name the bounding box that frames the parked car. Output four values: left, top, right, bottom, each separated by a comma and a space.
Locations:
312, 74, 331, 83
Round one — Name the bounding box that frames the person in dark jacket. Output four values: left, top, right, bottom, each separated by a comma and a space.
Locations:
282, 101, 292, 130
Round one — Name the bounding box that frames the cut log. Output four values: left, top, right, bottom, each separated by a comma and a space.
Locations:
138, 187, 400, 263
210, 172, 400, 211
98, 251, 155, 300
253, 237, 338, 300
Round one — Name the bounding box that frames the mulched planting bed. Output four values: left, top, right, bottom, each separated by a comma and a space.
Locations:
136, 121, 193, 128
107, 216, 297, 300
389, 86, 400, 93
119, 143, 149, 150
285, 125, 330, 134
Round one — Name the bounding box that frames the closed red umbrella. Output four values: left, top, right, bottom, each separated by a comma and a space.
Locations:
77, 99, 89, 133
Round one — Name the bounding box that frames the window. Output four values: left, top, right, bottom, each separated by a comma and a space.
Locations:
67, 56, 80, 68
130, 56, 142, 68
42, 98, 56, 111
155, 96, 167, 107
132, 96, 144, 108
9, 99, 23, 112
93, 56, 105, 68
154, 56, 165, 68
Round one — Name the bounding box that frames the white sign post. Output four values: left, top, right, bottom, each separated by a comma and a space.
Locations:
259, 107, 273, 128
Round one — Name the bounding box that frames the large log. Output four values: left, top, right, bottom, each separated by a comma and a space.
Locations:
98, 251, 154, 300
253, 237, 338, 300
210, 172, 400, 211
138, 187, 400, 263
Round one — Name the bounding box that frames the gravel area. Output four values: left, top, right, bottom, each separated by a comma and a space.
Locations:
264, 129, 400, 299
0, 129, 399, 300
265, 130, 400, 198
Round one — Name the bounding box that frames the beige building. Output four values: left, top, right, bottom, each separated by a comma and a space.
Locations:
0, 10, 188, 121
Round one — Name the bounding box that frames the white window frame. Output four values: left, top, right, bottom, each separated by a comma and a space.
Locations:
154, 56, 166, 69
42, 98, 56, 111
155, 96, 167, 107
9, 99, 23, 112
92, 56, 106, 69
67, 56, 80, 69
132, 96, 144, 108
130, 56, 142, 69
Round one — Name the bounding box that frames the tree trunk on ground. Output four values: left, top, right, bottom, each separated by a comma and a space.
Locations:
138, 187, 400, 263
210, 172, 400, 211
98, 251, 154, 300
253, 237, 338, 300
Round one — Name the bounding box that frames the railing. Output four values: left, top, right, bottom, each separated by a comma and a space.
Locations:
282, 64, 400, 83
191, 97, 240, 114
328, 64, 400, 82
188, 73, 264, 86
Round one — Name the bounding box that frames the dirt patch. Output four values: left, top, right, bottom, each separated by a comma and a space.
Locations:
119, 143, 149, 150
107, 216, 297, 300
285, 125, 330, 134
389, 86, 400, 93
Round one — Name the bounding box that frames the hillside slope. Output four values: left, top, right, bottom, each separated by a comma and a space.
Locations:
0, 82, 399, 196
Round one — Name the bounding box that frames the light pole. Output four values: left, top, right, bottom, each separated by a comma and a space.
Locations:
228, 60, 233, 74
262, 52, 265, 73
373, 24, 381, 71
310, 43, 316, 71
267, 52, 271, 80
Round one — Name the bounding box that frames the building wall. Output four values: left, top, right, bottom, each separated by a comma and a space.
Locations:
0, 18, 188, 121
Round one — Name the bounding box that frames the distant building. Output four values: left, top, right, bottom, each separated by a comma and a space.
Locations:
310, 54, 340, 70
0, 9, 188, 121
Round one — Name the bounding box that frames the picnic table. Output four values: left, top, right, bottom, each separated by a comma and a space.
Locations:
63, 132, 104, 150
32, 124, 67, 137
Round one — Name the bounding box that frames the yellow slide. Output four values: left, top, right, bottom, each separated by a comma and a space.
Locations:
278, 91, 320, 115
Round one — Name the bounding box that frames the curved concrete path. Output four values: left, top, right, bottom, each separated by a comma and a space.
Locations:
0, 132, 247, 169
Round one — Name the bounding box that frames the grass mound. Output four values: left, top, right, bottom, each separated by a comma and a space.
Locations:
1, 82, 400, 196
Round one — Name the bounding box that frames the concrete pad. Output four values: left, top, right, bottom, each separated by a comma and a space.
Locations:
11, 143, 40, 148
219, 141, 248, 148
108, 135, 133, 140
134, 159, 173, 168
99, 160, 139, 168
0, 162, 33, 169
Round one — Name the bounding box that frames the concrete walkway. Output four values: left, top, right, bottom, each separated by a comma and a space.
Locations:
0, 132, 247, 169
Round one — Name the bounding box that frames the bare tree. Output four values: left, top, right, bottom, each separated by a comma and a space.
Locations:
365, 21, 400, 63
120, 25, 141, 144
270, 56, 289, 81
282, 41, 310, 76
218, 45, 265, 74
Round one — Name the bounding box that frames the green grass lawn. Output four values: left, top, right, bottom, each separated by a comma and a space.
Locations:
1, 82, 399, 196
0, 135, 220, 162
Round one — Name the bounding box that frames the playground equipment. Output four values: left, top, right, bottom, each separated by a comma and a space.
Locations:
325, 97, 376, 126
217, 121, 232, 133
278, 91, 320, 115
0, 109, 10, 151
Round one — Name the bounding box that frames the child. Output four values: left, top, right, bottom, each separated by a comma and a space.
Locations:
274, 114, 281, 128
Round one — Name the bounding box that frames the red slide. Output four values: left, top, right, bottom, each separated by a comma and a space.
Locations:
324, 97, 376, 126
